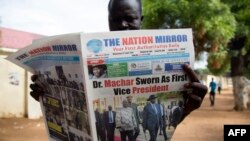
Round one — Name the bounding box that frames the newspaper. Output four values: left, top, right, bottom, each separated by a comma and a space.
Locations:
6, 29, 195, 141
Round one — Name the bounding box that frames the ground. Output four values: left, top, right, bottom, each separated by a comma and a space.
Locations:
0, 88, 250, 141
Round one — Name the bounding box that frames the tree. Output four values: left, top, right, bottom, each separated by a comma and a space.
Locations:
221, 0, 250, 110
143, 0, 236, 75
142, 0, 250, 110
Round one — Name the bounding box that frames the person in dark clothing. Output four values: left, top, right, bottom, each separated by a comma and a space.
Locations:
104, 106, 116, 141
95, 108, 106, 141
158, 99, 168, 141
142, 95, 161, 141
171, 101, 184, 128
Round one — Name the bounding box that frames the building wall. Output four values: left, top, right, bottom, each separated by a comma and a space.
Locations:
0, 54, 42, 118
0, 54, 26, 117
0, 27, 44, 118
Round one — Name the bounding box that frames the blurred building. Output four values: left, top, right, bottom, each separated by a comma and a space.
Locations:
0, 27, 44, 119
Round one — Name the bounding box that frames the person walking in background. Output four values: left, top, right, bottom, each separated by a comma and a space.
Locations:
217, 80, 222, 94
104, 105, 116, 141
126, 95, 140, 141
209, 78, 217, 106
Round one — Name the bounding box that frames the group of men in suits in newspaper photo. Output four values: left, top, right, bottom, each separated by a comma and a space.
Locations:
94, 95, 184, 141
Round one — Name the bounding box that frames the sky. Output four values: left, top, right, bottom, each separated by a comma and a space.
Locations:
0, 0, 110, 35
0, 0, 207, 68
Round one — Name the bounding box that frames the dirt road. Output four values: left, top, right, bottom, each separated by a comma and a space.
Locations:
172, 88, 250, 141
0, 88, 250, 141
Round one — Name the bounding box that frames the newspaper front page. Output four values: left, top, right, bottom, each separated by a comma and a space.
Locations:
6, 29, 195, 141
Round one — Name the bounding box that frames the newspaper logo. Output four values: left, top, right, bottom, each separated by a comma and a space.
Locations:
87, 39, 103, 53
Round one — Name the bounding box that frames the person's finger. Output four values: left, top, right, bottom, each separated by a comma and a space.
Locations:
30, 84, 44, 92
184, 82, 208, 93
30, 91, 40, 101
31, 75, 38, 82
184, 82, 207, 100
183, 94, 202, 113
183, 64, 200, 82
30, 84, 37, 91
30, 84, 41, 91
183, 92, 202, 104
189, 94, 202, 102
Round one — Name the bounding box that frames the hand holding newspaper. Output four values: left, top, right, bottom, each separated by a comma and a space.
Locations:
6, 29, 205, 141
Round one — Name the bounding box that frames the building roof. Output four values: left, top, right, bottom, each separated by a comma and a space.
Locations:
0, 27, 45, 49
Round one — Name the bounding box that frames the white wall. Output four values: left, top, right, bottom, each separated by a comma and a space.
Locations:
0, 55, 26, 117
0, 54, 42, 118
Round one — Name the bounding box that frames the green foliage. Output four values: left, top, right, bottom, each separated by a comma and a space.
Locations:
222, 0, 250, 50
194, 68, 210, 75
207, 50, 230, 75
143, 0, 236, 50
221, 0, 250, 77
142, 0, 236, 75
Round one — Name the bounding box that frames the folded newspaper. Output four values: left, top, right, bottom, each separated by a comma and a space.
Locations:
6, 29, 195, 141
